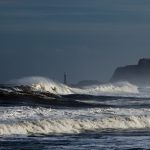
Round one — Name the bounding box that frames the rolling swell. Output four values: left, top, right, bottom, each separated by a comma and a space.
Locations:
0, 84, 150, 108
0, 85, 111, 108
0, 76, 150, 108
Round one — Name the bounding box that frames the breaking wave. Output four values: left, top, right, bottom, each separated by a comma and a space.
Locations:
8, 76, 139, 96
8, 76, 72, 95
1, 77, 150, 137
1, 116, 150, 135
1, 105, 150, 136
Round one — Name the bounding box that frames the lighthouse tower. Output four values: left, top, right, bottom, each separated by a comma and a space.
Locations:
64, 72, 67, 85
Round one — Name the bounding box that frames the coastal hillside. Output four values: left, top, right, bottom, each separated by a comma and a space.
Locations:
111, 58, 150, 85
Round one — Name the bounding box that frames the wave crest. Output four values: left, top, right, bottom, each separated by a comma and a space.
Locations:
8, 76, 139, 96
78, 82, 139, 95
0, 116, 150, 135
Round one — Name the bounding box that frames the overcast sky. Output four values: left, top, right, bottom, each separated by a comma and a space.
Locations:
0, 0, 150, 83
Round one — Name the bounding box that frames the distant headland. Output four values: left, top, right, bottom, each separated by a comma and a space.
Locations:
111, 58, 150, 85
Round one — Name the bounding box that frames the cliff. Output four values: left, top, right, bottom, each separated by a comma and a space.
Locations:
111, 58, 150, 85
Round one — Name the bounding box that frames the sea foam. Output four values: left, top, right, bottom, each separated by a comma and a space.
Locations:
8, 76, 139, 96
0, 106, 150, 136
1, 116, 150, 135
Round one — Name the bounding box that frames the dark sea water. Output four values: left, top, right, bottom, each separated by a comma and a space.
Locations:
0, 78, 150, 150
1, 131, 150, 150
1, 97, 150, 150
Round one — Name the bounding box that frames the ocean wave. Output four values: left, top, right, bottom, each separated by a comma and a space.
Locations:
75, 81, 139, 95
8, 76, 73, 95
0, 106, 150, 136
1, 116, 150, 136
7, 76, 139, 96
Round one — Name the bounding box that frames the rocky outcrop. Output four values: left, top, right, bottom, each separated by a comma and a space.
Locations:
111, 58, 150, 85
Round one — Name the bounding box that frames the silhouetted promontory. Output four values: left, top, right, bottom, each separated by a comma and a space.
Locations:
111, 58, 150, 85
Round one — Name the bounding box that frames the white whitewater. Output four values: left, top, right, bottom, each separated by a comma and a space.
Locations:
8, 76, 139, 96
1, 106, 150, 135
2, 76, 150, 136
1, 116, 150, 135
